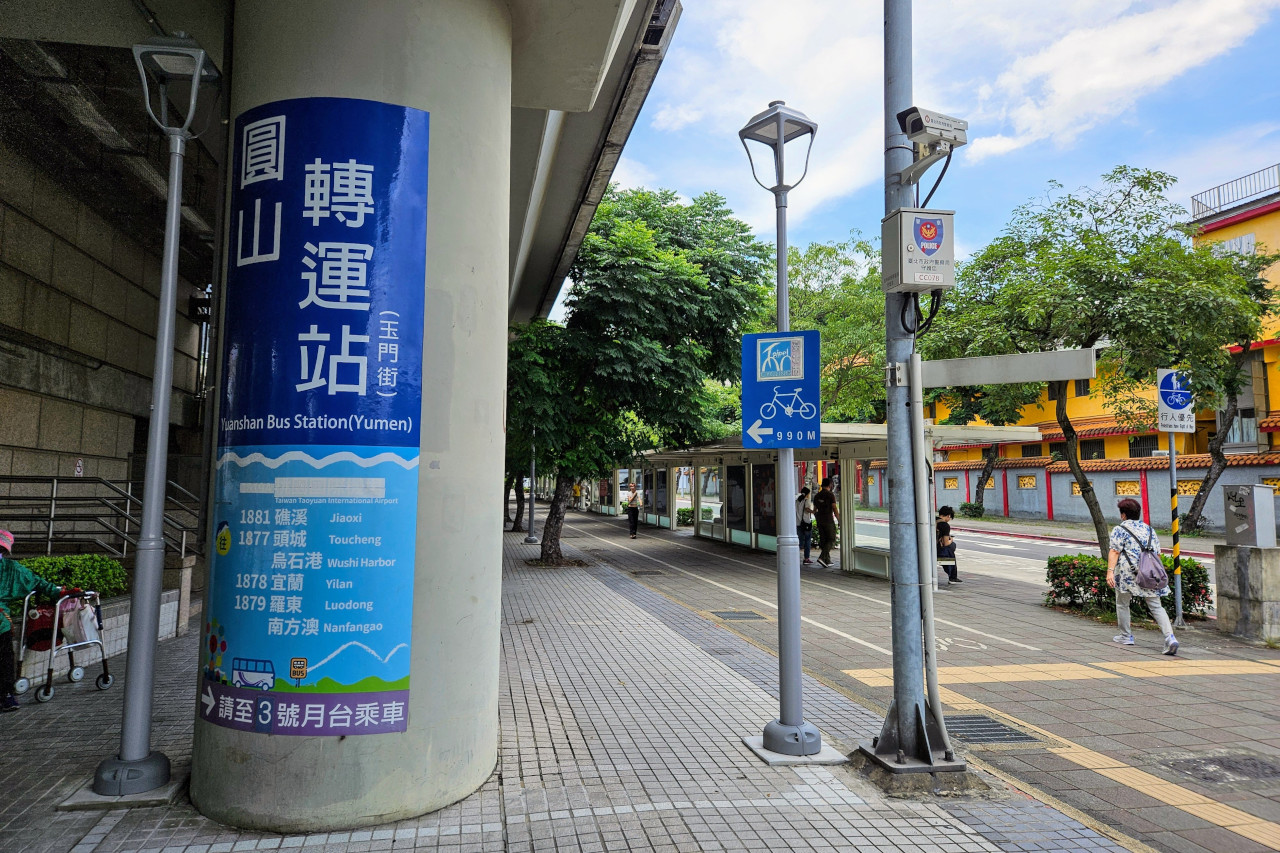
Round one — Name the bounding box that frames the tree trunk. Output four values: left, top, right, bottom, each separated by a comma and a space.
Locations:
539, 474, 575, 563
1053, 380, 1110, 556
973, 444, 999, 512
1183, 389, 1238, 533
510, 476, 526, 532
859, 459, 871, 508
503, 474, 515, 522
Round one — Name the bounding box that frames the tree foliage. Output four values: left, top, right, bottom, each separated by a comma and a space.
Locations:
928, 166, 1266, 554
787, 234, 887, 423
507, 186, 770, 560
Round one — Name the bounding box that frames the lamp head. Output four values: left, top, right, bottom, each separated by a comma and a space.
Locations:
739, 100, 818, 193
133, 34, 219, 86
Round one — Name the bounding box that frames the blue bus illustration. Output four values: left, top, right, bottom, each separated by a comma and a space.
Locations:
232, 657, 275, 690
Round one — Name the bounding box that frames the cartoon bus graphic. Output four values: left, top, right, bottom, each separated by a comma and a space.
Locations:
232, 657, 275, 690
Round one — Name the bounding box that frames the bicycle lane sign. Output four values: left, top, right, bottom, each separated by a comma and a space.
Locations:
741, 330, 821, 449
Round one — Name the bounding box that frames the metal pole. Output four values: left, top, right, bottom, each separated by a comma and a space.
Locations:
910, 354, 955, 762
94, 133, 183, 795
1169, 431, 1185, 628
524, 430, 539, 545
866, 0, 930, 768
761, 155, 820, 755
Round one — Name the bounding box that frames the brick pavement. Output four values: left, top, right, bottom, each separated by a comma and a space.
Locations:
563, 509, 1280, 853
0, 513, 1137, 852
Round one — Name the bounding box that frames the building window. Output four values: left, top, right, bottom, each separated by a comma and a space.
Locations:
1046, 383, 1061, 402
1263, 478, 1280, 494
1224, 408, 1259, 446
1128, 435, 1160, 458
1178, 480, 1201, 496
943, 477, 959, 490
1074, 378, 1091, 397
983, 477, 995, 490
1021, 443, 1042, 458
926, 402, 937, 420
1115, 480, 1141, 496
1079, 439, 1106, 460
1070, 481, 1083, 496
1018, 475, 1036, 489
1048, 442, 1067, 459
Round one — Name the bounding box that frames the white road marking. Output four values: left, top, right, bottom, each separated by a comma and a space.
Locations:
570, 525, 892, 656
569, 517, 1038, 652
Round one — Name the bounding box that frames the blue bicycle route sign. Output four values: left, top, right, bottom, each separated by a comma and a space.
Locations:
741, 330, 821, 449
1157, 368, 1195, 433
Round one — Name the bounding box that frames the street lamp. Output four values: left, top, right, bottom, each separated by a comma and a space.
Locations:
525, 429, 539, 545
740, 101, 821, 757
94, 33, 219, 796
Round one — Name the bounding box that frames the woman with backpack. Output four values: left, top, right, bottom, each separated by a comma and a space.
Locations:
1107, 498, 1178, 655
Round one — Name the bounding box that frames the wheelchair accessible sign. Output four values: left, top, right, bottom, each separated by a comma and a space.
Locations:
741, 330, 821, 448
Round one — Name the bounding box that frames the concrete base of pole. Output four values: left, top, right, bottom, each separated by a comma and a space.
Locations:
92, 751, 171, 796
849, 749, 982, 796
743, 736, 847, 766
762, 718, 822, 756
523, 535, 539, 544
62, 769, 187, 810
863, 698, 964, 773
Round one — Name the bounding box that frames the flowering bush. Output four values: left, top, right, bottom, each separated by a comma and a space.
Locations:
1045, 553, 1212, 620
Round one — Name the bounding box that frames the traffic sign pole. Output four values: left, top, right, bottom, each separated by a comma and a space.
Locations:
1169, 432, 1185, 628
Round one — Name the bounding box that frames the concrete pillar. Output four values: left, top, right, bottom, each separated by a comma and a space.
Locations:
190, 0, 510, 830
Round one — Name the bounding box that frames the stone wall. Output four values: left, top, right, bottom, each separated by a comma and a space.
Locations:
0, 138, 205, 493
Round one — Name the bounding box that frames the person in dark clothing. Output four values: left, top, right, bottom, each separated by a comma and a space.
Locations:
0, 530, 74, 711
936, 506, 960, 583
623, 483, 643, 538
812, 478, 839, 567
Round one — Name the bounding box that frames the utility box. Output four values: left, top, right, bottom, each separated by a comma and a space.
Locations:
882, 207, 955, 293
1222, 484, 1277, 548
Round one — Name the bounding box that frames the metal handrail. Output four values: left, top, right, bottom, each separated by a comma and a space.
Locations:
0, 475, 202, 559
1191, 163, 1280, 218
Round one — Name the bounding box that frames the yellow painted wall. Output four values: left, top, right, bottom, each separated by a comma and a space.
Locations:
1193, 206, 1280, 338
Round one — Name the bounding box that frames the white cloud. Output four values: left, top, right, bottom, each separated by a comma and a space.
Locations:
610, 156, 657, 190
640, 0, 1280, 230
1148, 122, 1280, 210
966, 0, 1280, 160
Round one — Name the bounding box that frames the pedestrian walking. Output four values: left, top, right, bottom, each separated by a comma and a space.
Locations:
796, 487, 815, 565
624, 482, 643, 539
0, 530, 76, 711
1107, 498, 1178, 655
572, 482, 582, 510
813, 478, 839, 568
936, 506, 960, 583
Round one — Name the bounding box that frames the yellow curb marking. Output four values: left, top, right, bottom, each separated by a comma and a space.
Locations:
845, 660, 1280, 687
931, 686, 1280, 851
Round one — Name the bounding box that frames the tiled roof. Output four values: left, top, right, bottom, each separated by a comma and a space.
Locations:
933, 457, 1052, 472
1039, 424, 1145, 442
1259, 412, 1280, 432
1045, 453, 1280, 473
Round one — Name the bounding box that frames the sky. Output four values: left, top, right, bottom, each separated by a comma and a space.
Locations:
610, 0, 1280, 259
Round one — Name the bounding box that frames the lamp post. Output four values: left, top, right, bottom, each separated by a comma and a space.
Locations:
94, 34, 218, 796
740, 101, 821, 756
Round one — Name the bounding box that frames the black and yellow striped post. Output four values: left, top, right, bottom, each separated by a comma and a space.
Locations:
1168, 431, 1185, 628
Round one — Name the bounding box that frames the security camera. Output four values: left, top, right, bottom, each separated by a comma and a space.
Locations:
896, 107, 968, 147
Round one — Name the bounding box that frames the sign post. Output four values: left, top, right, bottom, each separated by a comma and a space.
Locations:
1157, 369, 1195, 628
741, 331, 821, 450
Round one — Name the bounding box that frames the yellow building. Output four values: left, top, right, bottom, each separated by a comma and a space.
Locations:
937, 162, 1280, 467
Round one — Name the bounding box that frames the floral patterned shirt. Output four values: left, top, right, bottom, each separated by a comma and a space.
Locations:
1109, 520, 1169, 597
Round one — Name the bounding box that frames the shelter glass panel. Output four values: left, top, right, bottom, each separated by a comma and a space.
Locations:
752, 463, 777, 536
675, 467, 693, 522
697, 466, 723, 539
655, 469, 669, 515
725, 466, 748, 532
643, 469, 655, 511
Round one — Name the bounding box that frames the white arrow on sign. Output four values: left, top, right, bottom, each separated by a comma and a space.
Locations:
202, 686, 215, 717
746, 419, 771, 445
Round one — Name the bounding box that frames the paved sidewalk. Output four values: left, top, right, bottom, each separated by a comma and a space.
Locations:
0, 523, 1132, 852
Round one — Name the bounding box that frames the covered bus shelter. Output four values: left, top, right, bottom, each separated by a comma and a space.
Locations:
591, 422, 1041, 577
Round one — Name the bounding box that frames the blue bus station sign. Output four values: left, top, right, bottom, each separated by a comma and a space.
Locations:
741, 330, 821, 449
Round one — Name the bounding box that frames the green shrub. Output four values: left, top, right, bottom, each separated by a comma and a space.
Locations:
701, 507, 713, 520
1044, 553, 1212, 620
18, 554, 128, 599
958, 501, 984, 518
676, 508, 695, 526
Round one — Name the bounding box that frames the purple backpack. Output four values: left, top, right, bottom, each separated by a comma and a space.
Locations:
1122, 523, 1168, 591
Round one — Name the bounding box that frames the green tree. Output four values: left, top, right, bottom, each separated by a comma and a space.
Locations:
929, 166, 1252, 555
1098, 242, 1280, 531
507, 187, 770, 561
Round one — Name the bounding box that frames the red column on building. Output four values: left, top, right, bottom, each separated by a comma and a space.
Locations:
1140, 470, 1150, 525
878, 473, 884, 507
1002, 469, 1010, 517
1046, 470, 1055, 521
964, 469, 971, 502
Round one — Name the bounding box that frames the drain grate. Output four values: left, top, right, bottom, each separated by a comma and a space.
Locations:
630, 570, 664, 576
1167, 754, 1280, 784
946, 715, 1039, 744
711, 610, 766, 621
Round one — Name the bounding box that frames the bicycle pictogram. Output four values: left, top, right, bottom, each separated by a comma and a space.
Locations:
760, 386, 817, 421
